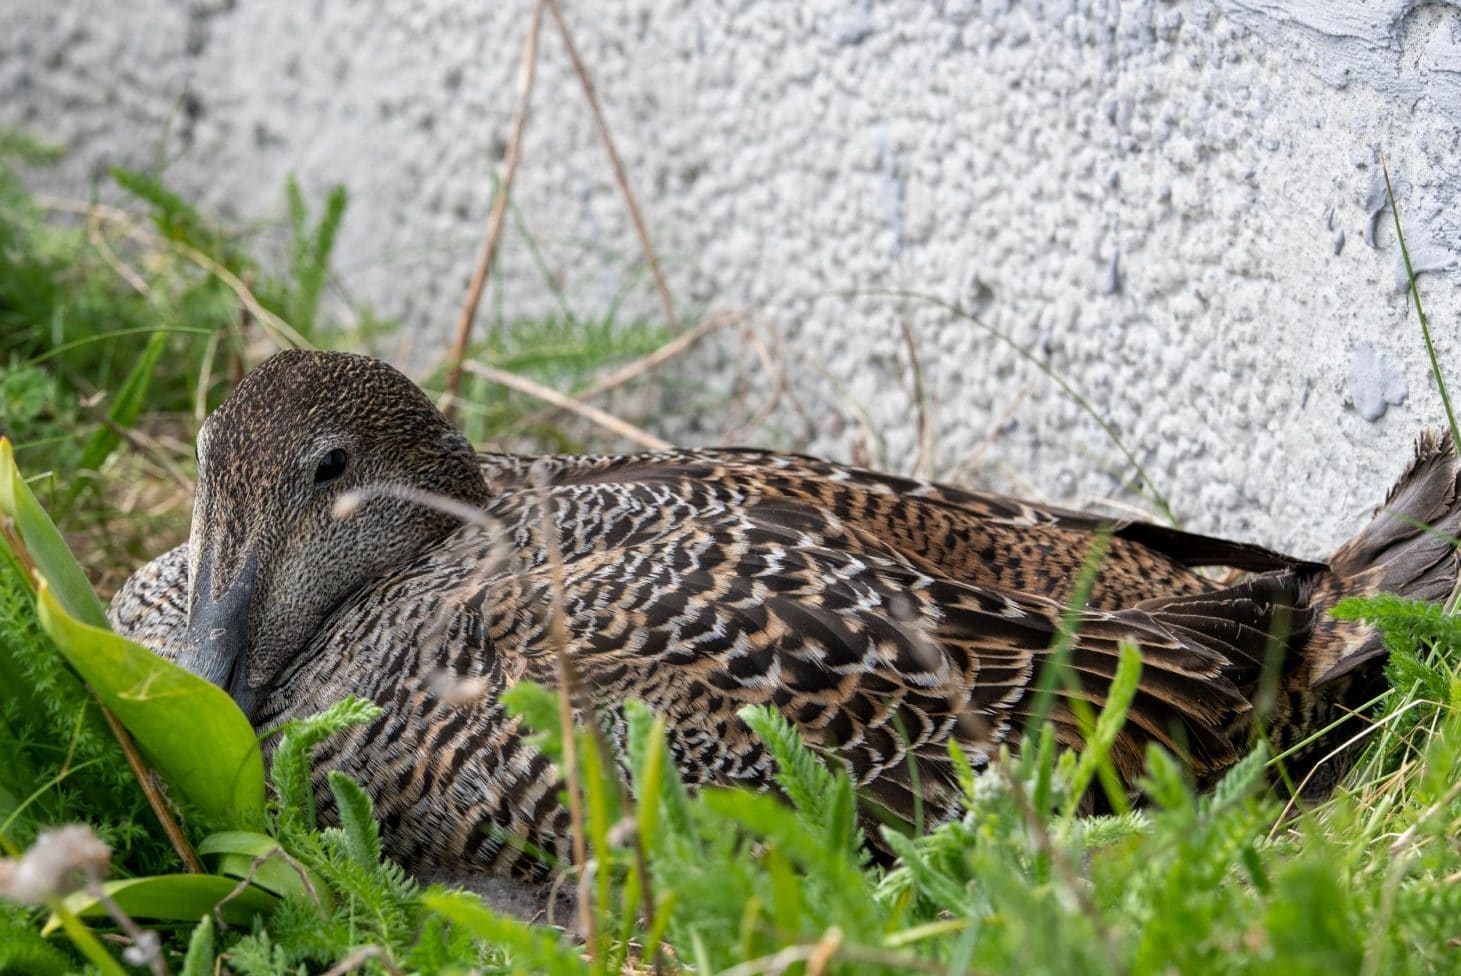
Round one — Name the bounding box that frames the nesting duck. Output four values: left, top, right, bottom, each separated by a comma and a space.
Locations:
111, 350, 1461, 879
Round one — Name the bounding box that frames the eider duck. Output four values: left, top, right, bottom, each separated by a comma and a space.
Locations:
110, 350, 1461, 878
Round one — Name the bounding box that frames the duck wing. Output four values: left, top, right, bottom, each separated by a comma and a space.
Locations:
479, 447, 1312, 610
473, 476, 1306, 829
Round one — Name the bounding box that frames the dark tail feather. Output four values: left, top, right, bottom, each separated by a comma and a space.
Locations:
1310, 429, 1461, 686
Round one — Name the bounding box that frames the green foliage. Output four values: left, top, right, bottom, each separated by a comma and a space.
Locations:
280, 177, 348, 338
61, 328, 169, 511
0, 364, 70, 464
34, 583, 267, 829
1063, 639, 1141, 816
179, 914, 215, 976
0, 517, 175, 872
0, 438, 108, 627
1335, 593, 1461, 772
50, 873, 279, 928
425, 890, 588, 975
0, 903, 73, 976
446, 313, 672, 450
2, 437, 265, 828
0, 136, 366, 541
326, 772, 382, 869
740, 703, 865, 857
7, 567, 1461, 974
270, 696, 383, 834
500, 679, 566, 765
1, 154, 221, 502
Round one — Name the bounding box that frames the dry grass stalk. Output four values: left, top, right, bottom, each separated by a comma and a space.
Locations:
99, 709, 205, 875
212, 848, 324, 926
897, 315, 933, 480
85, 211, 149, 297
721, 322, 785, 443
526, 466, 664, 964
545, 0, 680, 337
560, 312, 738, 408
949, 381, 1033, 486
529, 473, 598, 951
38, 196, 310, 352
440, 0, 548, 418
319, 946, 406, 976
464, 359, 671, 451
68, 392, 192, 494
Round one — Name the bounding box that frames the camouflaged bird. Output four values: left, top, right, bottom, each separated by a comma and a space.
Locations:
110, 350, 1461, 880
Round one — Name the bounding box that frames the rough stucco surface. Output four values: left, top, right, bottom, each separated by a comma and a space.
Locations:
4, 0, 1460, 558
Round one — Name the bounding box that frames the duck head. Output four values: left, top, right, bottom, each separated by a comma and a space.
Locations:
180, 350, 490, 721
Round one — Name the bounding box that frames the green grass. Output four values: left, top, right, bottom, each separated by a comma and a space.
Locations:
2, 132, 1460, 975
437, 313, 672, 452
4, 541, 1460, 974
0, 132, 681, 593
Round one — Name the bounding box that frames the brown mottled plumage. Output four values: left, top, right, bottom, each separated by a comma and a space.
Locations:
110, 351, 1461, 881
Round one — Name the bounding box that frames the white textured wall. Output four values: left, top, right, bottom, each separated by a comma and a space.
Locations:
5, 0, 1460, 558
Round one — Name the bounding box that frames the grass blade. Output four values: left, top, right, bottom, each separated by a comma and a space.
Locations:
1380, 156, 1459, 450
845, 288, 1177, 524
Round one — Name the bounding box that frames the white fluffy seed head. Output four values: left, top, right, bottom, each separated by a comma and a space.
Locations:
0, 825, 111, 905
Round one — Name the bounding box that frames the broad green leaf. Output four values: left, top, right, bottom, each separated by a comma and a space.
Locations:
33, 582, 265, 829
1, 436, 264, 828
196, 830, 281, 859
44, 874, 278, 934
197, 831, 334, 909
0, 438, 107, 627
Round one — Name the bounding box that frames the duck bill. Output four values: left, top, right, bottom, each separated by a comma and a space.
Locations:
180, 551, 261, 722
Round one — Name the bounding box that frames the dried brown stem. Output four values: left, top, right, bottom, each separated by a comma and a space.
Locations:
441, 0, 547, 417
528, 467, 665, 961
194, 329, 224, 426
1, 519, 39, 584
575, 312, 734, 404
85, 212, 150, 297
85, 881, 171, 976
98, 708, 204, 874
529, 472, 597, 951
463, 360, 671, 451
897, 314, 933, 479
546, 0, 679, 336
519, 312, 739, 434
71, 395, 192, 494
39, 195, 303, 353
211, 848, 324, 924
166, 241, 310, 352
722, 319, 785, 443
961, 380, 1033, 476
320, 946, 405, 976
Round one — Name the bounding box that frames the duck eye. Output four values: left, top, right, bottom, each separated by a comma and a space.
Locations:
314, 448, 349, 486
